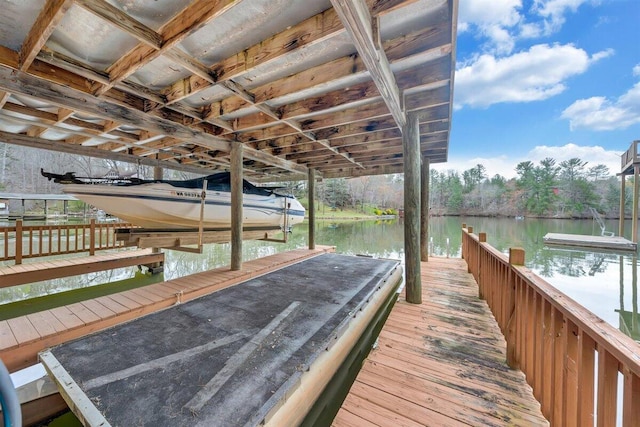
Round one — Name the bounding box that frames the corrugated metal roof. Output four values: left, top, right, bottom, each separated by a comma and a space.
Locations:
0, 0, 457, 181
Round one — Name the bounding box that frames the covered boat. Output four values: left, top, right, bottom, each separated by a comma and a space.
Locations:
42, 170, 305, 230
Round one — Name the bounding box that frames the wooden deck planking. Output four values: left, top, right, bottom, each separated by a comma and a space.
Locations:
333, 257, 548, 427
0, 246, 334, 372
0, 249, 165, 287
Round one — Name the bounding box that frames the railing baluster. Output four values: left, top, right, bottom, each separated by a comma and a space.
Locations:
461, 225, 639, 426
564, 319, 579, 427
15, 220, 22, 265
541, 299, 554, 420
552, 308, 565, 426
38, 225, 43, 256
622, 366, 640, 427
597, 347, 618, 427
534, 294, 544, 402
48, 225, 53, 255
577, 331, 595, 426
0, 221, 133, 262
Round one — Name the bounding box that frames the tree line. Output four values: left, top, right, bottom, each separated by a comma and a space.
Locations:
430, 158, 626, 218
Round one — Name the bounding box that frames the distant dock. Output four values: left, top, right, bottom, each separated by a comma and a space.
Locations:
543, 232, 637, 251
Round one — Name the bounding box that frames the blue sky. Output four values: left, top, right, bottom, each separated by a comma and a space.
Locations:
437, 0, 640, 178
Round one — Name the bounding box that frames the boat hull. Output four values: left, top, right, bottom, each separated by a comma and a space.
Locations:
62, 183, 305, 229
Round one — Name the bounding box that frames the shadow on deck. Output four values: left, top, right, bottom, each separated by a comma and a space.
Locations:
333, 257, 549, 426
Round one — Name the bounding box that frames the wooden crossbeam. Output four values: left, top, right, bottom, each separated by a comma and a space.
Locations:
330, 0, 405, 128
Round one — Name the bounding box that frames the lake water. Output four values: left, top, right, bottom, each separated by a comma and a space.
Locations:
1, 216, 639, 343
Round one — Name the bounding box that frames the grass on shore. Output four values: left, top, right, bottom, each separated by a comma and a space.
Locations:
297, 198, 392, 219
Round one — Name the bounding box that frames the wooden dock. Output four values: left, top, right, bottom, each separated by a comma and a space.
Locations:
543, 232, 637, 251
333, 257, 549, 427
0, 246, 334, 372
0, 249, 164, 288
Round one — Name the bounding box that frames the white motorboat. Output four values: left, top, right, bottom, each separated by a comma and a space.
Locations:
42, 170, 305, 229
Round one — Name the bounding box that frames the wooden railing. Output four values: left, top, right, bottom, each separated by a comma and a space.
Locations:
462, 225, 640, 427
1, 220, 135, 264
621, 140, 639, 172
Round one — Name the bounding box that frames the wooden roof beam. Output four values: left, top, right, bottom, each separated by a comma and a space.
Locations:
0, 130, 214, 175
0, 65, 307, 174
208, 23, 452, 118
95, 0, 240, 96
0, 0, 73, 109
330, 0, 405, 128
75, 0, 163, 49
162, 0, 418, 106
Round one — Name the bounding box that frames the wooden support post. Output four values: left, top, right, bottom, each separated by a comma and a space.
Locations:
633, 165, 639, 243
404, 112, 421, 304
89, 219, 96, 256
44, 199, 48, 217
509, 247, 525, 266
231, 141, 243, 271
420, 157, 429, 261
149, 166, 164, 272
15, 219, 22, 265
477, 232, 486, 293
506, 247, 525, 368
620, 174, 626, 238
63, 200, 68, 215
308, 168, 315, 250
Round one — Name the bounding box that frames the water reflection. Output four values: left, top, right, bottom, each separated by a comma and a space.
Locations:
617, 256, 639, 341
1, 217, 639, 343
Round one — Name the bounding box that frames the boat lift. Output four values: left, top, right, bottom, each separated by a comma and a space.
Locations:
114, 179, 292, 253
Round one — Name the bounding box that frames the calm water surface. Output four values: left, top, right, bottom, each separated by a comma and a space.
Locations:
2, 216, 639, 343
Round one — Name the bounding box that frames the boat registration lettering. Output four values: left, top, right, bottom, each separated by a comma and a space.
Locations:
171, 191, 201, 198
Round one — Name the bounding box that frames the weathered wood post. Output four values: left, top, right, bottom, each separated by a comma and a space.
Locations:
478, 232, 486, 294
231, 141, 243, 271
420, 157, 429, 261
89, 219, 96, 256
404, 112, 421, 304
308, 168, 315, 250
619, 174, 626, 238
633, 165, 639, 243
150, 166, 164, 272
506, 247, 525, 369
15, 219, 22, 265
466, 226, 473, 273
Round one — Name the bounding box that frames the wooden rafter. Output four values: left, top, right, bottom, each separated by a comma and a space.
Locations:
0, 0, 455, 180
330, 0, 405, 128
0, 65, 306, 174
0, 0, 72, 109
95, 0, 240, 96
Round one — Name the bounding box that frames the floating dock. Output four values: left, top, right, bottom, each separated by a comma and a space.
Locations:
39, 253, 402, 426
543, 233, 637, 251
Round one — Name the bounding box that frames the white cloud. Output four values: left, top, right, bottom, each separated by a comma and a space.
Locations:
435, 144, 623, 179
527, 144, 622, 173
455, 44, 605, 109
561, 82, 640, 131
458, 0, 522, 54
532, 0, 591, 34
633, 64, 640, 77
458, 0, 594, 54
459, 0, 522, 28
